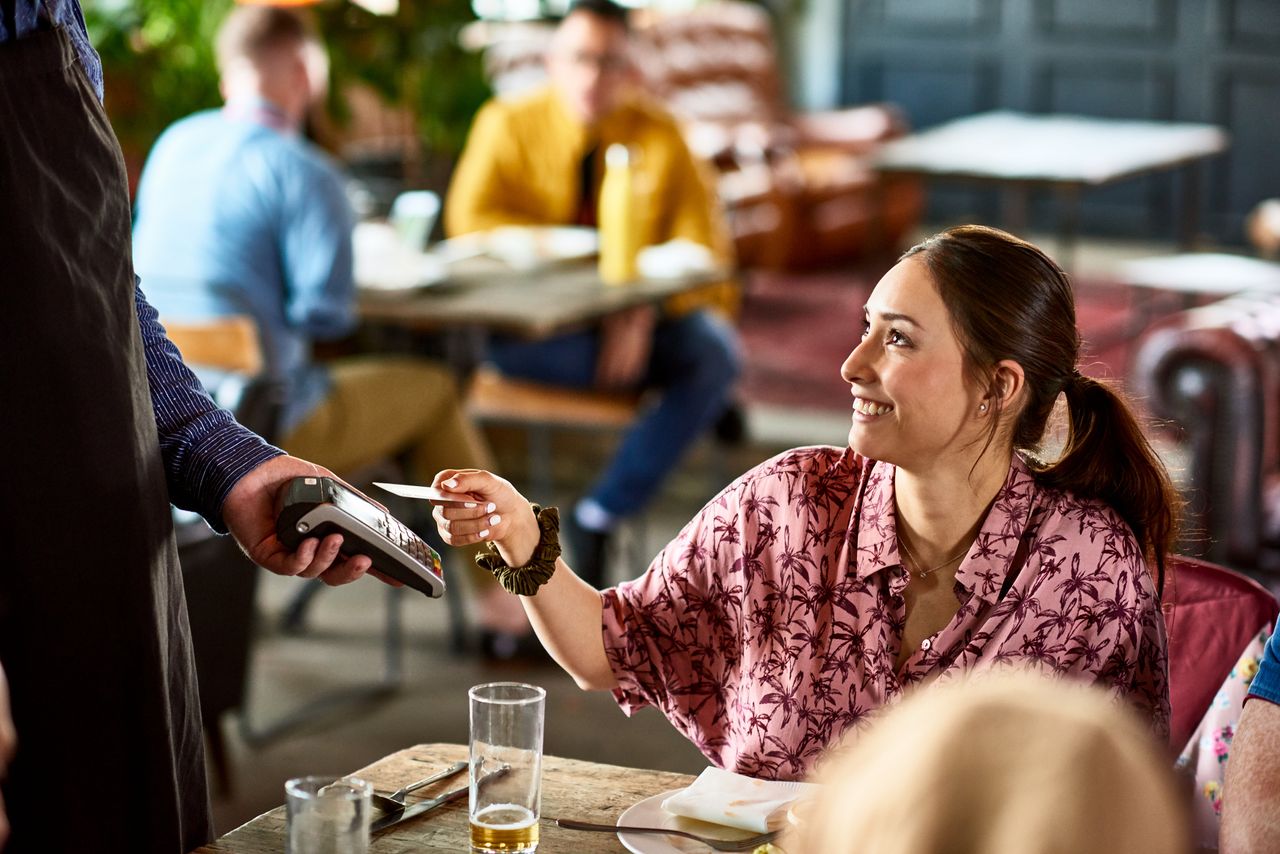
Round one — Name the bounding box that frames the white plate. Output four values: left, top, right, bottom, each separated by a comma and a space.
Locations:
353, 222, 451, 293
355, 253, 449, 293
485, 225, 599, 268
617, 789, 769, 854
535, 225, 599, 260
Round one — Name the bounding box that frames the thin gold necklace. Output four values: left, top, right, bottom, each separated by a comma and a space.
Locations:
898, 536, 967, 580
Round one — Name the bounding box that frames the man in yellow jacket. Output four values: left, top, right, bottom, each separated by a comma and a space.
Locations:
446, 0, 741, 586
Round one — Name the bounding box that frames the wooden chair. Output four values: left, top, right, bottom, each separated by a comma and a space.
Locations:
466, 365, 661, 583
163, 315, 262, 375
466, 365, 641, 498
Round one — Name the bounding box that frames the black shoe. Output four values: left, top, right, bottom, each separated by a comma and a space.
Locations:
713, 400, 748, 446
565, 513, 610, 589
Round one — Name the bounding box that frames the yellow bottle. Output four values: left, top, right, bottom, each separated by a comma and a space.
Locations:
598, 143, 639, 285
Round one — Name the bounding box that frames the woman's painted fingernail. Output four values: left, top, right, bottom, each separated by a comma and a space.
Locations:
489, 514, 501, 526
464, 502, 477, 509
478, 529, 490, 539
444, 478, 458, 488
486, 502, 497, 513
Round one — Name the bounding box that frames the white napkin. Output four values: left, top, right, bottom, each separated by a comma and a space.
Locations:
661, 767, 818, 834
636, 239, 717, 280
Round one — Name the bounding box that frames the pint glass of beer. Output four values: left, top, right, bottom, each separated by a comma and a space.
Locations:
469, 682, 546, 852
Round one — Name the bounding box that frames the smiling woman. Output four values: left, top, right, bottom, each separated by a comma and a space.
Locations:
425, 225, 1180, 782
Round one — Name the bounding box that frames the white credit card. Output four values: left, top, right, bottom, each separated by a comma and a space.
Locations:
373, 482, 480, 504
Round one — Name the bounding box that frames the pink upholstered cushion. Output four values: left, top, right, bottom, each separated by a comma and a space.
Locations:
1164, 555, 1279, 748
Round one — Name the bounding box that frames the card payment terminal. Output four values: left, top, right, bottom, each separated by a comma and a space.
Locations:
275, 476, 446, 598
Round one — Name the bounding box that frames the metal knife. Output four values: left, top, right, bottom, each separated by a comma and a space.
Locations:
370, 764, 511, 834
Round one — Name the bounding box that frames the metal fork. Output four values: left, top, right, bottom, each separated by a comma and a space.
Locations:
556, 818, 779, 852
370, 760, 468, 813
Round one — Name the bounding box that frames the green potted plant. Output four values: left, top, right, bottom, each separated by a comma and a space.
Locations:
82, 0, 488, 193
84, 0, 231, 187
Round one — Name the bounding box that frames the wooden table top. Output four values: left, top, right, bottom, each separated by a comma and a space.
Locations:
196, 743, 697, 853
357, 256, 728, 338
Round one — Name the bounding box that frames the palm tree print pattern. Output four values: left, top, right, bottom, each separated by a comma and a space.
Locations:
600, 446, 1170, 780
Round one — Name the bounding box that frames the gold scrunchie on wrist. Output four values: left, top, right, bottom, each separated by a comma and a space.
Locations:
474, 504, 560, 596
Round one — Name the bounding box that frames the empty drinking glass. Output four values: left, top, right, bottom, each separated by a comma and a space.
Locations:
285, 775, 372, 854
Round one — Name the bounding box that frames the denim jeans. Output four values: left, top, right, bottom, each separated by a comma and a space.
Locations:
488, 309, 741, 519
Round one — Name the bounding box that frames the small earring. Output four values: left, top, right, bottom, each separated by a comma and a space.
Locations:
979, 403, 988, 413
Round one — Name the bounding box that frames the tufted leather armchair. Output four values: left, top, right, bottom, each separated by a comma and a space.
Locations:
1131, 291, 1280, 575
463, 2, 923, 269
633, 2, 923, 269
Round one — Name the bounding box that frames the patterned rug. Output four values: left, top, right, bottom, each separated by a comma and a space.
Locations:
738, 265, 1144, 413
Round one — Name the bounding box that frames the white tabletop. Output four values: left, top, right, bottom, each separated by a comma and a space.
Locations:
1117, 253, 1280, 295
873, 111, 1229, 185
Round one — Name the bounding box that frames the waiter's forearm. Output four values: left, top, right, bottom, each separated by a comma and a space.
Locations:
134, 283, 282, 529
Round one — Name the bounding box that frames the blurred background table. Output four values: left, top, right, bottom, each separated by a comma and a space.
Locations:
872, 111, 1229, 266
1115, 251, 1280, 341
357, 255, 729, 339
195, 742, 696, 853
354, 227, 731, 376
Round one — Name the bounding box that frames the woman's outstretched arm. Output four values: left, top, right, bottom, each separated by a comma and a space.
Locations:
430, 469, 617, 690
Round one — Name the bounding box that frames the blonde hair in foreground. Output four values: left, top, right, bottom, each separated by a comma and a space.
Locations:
784, 672, 1190, 854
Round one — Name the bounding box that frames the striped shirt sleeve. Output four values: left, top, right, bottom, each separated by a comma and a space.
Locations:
135, 281, 282, 532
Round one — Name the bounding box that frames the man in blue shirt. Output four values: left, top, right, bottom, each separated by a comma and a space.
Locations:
0, 2, 379, 850
1221, 628, 1280, 852
132, 8, 526, 651
134, 7, 478, 463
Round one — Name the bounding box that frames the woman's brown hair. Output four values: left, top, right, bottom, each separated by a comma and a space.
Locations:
902, 225, 1179, 592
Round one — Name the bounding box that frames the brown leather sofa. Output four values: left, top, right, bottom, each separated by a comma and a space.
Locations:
1131, 291, 1280, 576
465, 2, 923, 269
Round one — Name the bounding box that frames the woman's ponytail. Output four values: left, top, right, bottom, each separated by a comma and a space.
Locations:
1037, 373, 1180, 593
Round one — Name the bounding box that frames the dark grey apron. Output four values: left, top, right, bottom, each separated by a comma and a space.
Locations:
0, 28, 212, 853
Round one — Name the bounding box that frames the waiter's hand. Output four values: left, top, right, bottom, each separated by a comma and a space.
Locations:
222, 455, 382, 586
0, 661, 15, 848
594, 305, 656, 390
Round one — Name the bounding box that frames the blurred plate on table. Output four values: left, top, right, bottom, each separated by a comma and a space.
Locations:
355, 251, 449, 295
354, 221, 451, 294
531, 225, 600, 260
451, 225, 598, 269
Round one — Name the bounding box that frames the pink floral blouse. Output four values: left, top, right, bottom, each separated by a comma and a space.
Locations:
600, 446, 1170, 780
